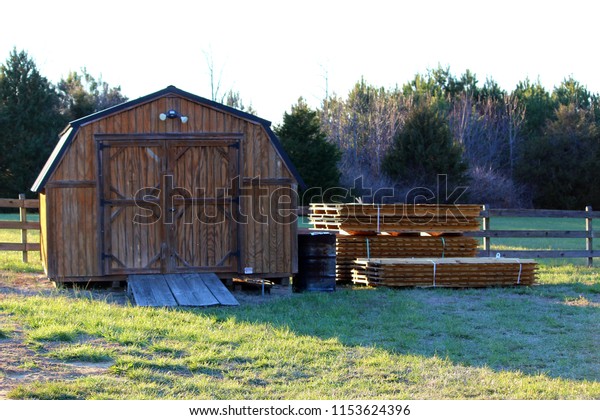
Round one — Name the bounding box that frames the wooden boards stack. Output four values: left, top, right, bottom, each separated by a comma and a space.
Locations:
335, 235, 479, 282
351, 258, 537, 288
308, 203, 538, 288
309, 203, 482, 234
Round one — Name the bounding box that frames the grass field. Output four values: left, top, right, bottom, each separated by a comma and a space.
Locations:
0, 215, 599, 399
0, 265, 599, 399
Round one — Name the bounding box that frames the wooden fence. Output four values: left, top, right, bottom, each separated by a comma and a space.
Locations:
2, 199, 598, 266
298, 205, 598, 267
466, 205, 597, 267
0, 194, 40, 262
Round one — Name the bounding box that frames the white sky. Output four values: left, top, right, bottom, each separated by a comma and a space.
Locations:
1, 0, 599, 124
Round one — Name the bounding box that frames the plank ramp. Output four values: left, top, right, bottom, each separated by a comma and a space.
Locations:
128, 273, 239, 307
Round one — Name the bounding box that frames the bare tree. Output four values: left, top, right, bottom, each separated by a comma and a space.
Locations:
504, 93, 525, 178
203, 49, 224, 102
319, 81, 408, 191
449, 92, 527, 206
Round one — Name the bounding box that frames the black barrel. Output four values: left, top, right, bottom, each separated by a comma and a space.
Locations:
294, 233, 336, 292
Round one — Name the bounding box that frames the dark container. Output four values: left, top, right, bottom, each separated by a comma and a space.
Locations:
294, 233, 336, 292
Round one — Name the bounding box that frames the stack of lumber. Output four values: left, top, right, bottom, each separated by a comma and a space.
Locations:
309, 203, 482, 234
335, 235, 479, 282
307, 203, 538, 287
351, 257, 537, 288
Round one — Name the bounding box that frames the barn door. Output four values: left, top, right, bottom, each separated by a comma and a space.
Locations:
97, 135, 240, 275
166, 139, 240, 273
98, 139, 165, 274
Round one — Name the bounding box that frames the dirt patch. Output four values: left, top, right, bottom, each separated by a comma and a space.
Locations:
0, 271, 132, 305
0, 325, 113, 399
0, 272, 54, 295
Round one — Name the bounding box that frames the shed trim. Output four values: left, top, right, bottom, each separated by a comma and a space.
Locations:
31, 85, 305, 192
31, 127, 75, 192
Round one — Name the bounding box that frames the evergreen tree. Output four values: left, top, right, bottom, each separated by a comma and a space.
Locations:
382, 102, 467, 188
0, 49, 63, 197
552, 76, 593, 110
513, 78, 556, 137
516, 104, 600, 209
275, 98, 341, 203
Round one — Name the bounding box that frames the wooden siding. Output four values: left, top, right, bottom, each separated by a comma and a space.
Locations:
242, 183, 297, 275
43, 93, 297, 279
45, 186, 99, 278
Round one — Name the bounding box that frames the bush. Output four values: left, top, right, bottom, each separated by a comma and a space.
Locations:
466, 166, 531, 208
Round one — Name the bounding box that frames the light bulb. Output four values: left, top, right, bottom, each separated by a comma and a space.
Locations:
159, 113, 167, 121
181, 116, 188, 124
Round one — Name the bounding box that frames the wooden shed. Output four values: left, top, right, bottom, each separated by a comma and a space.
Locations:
32, 85, 303, 283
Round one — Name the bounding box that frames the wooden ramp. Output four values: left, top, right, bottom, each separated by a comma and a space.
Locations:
128, 273, 239, 307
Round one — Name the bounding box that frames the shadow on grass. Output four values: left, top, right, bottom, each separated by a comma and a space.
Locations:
209, 282, 600, 383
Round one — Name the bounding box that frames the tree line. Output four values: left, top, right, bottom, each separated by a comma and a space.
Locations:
2, 48, 599, 209
277, 67, 600, 209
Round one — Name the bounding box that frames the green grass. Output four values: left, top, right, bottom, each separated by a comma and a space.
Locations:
1, 264, 599, 399
48, 343, 115, 362
0, 326, 12, 339
18, 360, 39, 370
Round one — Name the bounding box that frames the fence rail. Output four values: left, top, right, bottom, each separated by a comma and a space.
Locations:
299, 204, 597, 267
0, 194, 40, 262
469, 204, 596, 266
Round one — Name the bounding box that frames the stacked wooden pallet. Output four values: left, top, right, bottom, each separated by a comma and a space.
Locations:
335, 235, 479, 282
309, 203, 482, 234
351, 258, 537, 288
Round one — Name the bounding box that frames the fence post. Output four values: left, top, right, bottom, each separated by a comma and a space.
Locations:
586, 205, 593, 267
19, 193, 28, 263
483, 204, 490, 257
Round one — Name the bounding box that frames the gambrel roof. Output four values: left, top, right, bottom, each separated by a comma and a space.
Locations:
32, 85, 304, 192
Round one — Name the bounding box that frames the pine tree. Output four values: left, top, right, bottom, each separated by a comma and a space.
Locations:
517, 104, 600, 209
0, 49, 63, 197
275, 98, 341, 203
382, 103, 467, 188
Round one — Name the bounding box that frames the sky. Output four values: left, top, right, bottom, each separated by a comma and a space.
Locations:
1, 0, 599, 125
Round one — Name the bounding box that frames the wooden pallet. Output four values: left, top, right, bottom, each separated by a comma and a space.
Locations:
335, 235, 479, 282
351, 257, 537, 288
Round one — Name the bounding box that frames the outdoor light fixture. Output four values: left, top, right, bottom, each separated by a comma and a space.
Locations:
159, 109, 188, 123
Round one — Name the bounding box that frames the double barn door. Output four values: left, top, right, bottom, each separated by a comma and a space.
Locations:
96, 134, 240, 275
